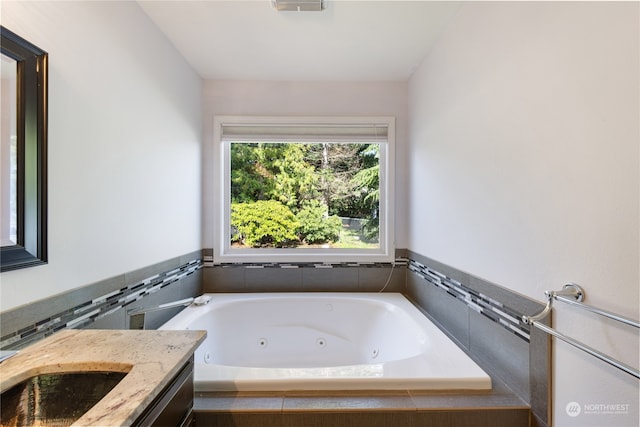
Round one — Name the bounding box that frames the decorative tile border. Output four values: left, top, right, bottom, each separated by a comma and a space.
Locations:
204, 255, 409, 269
0, 258, 202, 351
408, 260, 531, 342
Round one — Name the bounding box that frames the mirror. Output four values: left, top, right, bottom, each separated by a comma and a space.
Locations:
1, 26, 48, 272
1, 53, 18, 246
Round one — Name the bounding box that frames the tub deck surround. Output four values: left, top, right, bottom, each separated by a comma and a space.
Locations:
0, 329, 206, 426
405, 252, 551, 427
160, 293, 492, 392
0, 249, 549, 425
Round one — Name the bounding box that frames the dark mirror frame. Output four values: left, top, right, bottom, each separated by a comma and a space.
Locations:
1, 26, 48, 272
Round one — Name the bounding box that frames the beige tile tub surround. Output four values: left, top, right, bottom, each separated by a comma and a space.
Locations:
0, 329, 206, 426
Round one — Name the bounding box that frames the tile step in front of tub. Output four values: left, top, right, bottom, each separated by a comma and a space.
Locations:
193, 387, 532, 427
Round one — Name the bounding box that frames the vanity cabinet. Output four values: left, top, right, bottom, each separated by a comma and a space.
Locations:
133, 357, 195, 427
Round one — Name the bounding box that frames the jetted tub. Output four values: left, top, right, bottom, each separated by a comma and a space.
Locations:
160, 293, 492, 392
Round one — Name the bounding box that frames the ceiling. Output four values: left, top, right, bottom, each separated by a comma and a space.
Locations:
137, 0, 461, 81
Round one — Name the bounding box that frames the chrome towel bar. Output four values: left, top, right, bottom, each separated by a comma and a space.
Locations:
555, 295, 639, 329
523, 284, 639, 379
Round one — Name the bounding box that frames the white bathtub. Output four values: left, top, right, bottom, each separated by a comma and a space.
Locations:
160, 293, 492, 392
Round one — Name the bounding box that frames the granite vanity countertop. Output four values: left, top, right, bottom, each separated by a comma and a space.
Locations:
0, 329, 206, 426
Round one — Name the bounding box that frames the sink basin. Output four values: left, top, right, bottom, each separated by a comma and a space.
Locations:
1, 371, 127, 427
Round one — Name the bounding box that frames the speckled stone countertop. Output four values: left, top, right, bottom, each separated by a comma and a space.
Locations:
0, 329, 206, 426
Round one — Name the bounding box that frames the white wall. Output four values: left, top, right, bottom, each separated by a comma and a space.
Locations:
408, 2, 639, 426
0, 1, 203, 311
202, 80, 408, 251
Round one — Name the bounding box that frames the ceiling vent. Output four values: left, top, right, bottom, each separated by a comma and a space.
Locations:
271, 0, 325, 12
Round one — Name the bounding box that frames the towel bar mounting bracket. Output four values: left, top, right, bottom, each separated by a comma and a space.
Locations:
546, 283, 584, 302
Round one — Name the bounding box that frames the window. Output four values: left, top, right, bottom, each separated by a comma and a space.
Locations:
213, 116, 395, 263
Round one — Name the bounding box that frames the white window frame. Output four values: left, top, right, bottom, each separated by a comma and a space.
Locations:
213, 115, 395, 263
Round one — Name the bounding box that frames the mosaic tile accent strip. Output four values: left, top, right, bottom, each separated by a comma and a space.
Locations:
206, 257, 409, 269
409, 260, 531, 342
0, 258, 202, 351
